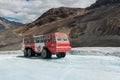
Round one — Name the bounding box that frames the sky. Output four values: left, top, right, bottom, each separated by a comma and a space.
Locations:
0, 0, 96, 23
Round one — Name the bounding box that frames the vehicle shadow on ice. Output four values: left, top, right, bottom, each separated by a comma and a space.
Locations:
17, 55, 69, 64
16, 55, 62, 60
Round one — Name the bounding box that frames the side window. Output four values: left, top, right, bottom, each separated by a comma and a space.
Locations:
63, 38, 68, 41
52, 38, 56, 42
24, 39, 27, 44
24, 39, 29, 43
44, 36, 46, 42
36, 39, 40, 43
35, 37, 41, 43
47, 36, 50, 42
43, 36, 45, 42
31, 38, 34, 43
41, 36, 44, 43
34, 36, 51, 43
57, 38, 62, 41
28, 38, 34, 43
48, 36, 50, 41
44, 36, 50, 42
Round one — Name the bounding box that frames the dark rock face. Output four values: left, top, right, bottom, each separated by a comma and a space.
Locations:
70, 0, 120, 38
34, 7, 84, 26
87, 0, 120, 9
40, 7, 84, 19
0, 29, 22, 51
69, 2, 120, 47
17, 7, 84, 34
0, 17, 24, 30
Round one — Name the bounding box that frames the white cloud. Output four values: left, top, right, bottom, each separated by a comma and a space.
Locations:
0, 0, 96, 23
0, 9, 14, 16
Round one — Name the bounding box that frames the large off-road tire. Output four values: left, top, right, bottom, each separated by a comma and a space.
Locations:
56, 53, 61, 58
61, 52, 66, 58
56, 52, 66, 58
41, 48, 52, 59
27, 49, 35, 57
24, 49, 28, 57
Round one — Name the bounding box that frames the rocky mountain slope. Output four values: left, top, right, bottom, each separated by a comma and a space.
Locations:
14, 7, 84, 35
87, 0, 120, 9
15, 0, 120, 47
0, 29, 22, 50
0, 0, 120, 50
0, 17, 24, 50
69, 0, 120, 46
0, 17, 24, 30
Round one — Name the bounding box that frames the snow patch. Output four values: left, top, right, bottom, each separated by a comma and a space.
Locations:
70, 47, 120, 57
0, 50, 22, 55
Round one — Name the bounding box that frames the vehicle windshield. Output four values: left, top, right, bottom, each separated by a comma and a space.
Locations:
56, 38, 68, 42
